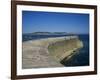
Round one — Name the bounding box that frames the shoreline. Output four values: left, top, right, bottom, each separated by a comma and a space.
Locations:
22, 36, 83, 69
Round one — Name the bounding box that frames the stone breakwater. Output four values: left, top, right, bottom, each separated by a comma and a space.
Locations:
22, 36, 83, 69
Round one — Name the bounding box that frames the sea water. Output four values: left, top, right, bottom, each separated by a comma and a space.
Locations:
61, 34, 89, 66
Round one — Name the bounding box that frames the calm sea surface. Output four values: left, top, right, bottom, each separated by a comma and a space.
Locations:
61, 34, 89, 66
22, 34, 89, 66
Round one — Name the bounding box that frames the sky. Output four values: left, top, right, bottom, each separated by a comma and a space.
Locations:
22, 11, 89, 34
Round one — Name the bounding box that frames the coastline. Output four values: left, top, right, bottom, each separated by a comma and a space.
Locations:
22, 36, 83, 69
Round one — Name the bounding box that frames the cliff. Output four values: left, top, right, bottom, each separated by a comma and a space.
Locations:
22, 36, 83, 69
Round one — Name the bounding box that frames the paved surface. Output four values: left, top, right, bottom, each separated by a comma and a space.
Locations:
22, 36, 82, 69
22, 37, 65, 69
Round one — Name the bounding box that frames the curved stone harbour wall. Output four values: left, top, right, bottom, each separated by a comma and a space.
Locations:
22, 36, 83, 69
48, 37, 83, 62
